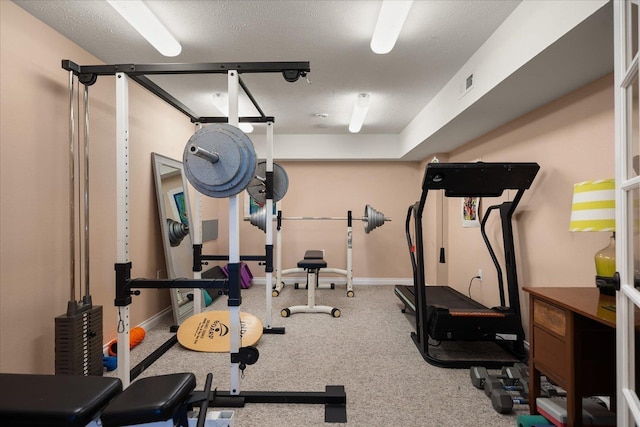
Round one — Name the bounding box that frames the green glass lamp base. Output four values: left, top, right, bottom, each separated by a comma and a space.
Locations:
594, 234, 616, 295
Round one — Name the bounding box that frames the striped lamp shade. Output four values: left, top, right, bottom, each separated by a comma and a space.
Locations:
569, 179, 615, 232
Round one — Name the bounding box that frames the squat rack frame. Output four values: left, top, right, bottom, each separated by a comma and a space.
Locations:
62, 60, 346, 423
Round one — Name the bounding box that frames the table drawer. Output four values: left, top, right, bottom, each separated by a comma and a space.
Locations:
533, 299, 566, 337
532, 325, 568, 386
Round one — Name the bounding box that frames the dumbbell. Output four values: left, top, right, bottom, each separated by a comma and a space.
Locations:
484, 375, 529, 398
490, 388, 528, 414
470, 364, 528, 390
540, 375, 566, 397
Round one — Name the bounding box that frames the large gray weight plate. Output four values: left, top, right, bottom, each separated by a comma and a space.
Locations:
364, 204, 386, 233
183, 124, 257, 198
246, 161, 289, 204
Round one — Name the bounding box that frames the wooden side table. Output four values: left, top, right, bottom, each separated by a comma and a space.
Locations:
524, 287, 618, 427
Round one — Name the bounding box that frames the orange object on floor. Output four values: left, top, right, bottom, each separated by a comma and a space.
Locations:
107, 326, 146, 356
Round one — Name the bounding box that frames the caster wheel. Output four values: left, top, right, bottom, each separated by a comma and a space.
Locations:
272, 290, 280, 297
347, 290, 354, 297
331, 308, 341, 318
281, 308, 291, 317
294, 283, 299, 289
330, 283, 335, 289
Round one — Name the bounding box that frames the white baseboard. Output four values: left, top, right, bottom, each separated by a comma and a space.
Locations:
251, 277, 414, 286
138, 306, 173, 330
103, 306, 172, 353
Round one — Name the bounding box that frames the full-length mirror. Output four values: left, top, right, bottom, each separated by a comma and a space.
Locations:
152, 152, 199, 325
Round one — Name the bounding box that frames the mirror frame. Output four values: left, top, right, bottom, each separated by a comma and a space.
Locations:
151, 152, 199, 325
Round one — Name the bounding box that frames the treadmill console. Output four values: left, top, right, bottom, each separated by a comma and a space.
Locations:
422, 162, 540, 197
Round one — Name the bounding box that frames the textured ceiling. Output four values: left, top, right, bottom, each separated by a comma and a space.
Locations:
13, 1, 613, 161
13, 0, 521, 135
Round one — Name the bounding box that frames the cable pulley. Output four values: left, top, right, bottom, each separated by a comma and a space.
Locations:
246, 160, 289, 204
248, 204, 390, 233
183, 124, 257, 198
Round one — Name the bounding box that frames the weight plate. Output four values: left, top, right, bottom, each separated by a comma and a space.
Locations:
246, 161, 289, 204
183, 124, 257, 198
364, 204, 385, 233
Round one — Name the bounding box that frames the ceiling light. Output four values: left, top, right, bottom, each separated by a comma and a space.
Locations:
106, 0, 182, 57
349, 93, 371, 133
212, 92, 254, 134
370, 0, 413, 54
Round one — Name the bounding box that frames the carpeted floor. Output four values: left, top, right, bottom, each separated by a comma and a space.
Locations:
114, 284, 529, 426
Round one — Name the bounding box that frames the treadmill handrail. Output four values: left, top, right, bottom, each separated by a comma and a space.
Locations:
405, 204, 418, 277
480, 204, 506, 307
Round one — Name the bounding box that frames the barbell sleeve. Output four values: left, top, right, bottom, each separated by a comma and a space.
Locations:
188, 143, 219, 163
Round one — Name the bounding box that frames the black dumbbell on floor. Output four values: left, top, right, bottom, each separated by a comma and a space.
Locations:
470, 364, 528, 390
503, 363, 528, 382
483, 375, 529, 398
490, 388, 528, 414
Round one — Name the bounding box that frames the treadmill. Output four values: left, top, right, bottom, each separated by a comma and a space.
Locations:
395, 162, 540, 368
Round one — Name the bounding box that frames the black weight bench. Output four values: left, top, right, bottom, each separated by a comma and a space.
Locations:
102, 373, 196, 426
281, 250, 341, 318
0, 372, 197, 427
304, 250, 324, 260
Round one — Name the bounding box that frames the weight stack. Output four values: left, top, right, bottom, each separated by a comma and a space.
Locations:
55, 305, 103, 376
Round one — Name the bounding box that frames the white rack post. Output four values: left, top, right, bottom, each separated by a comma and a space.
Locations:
192, 123, 203, 315
264, 121, 274, 329
115, 72, 131, 388
227, 70, 242, 395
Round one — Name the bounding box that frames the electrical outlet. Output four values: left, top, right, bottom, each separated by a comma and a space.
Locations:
478, 269, 483, 281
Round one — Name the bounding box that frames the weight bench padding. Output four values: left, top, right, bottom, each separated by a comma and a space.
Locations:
298, 258, 327, 269
101, 372, 196, 427
304, 250, 324, 259
0, 373, 122, 427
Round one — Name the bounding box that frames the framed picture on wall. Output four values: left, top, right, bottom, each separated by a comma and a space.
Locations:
462, 197, 480, 228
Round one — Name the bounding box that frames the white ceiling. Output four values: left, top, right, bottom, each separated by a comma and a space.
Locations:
13, 0, 613, 161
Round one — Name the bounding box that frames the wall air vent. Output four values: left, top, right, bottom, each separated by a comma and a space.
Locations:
459, 72, 475, 99
465, 74, 473, 90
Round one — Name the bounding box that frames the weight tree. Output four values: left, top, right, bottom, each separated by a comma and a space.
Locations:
62, 60, 346, 422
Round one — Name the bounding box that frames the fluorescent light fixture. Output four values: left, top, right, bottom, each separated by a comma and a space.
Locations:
106, 0, 182, 57
370, 0, 414, 54
212, 92, 254, 133
349, 93, 371, 133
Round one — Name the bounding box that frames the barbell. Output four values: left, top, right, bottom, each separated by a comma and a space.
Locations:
248, 204, 390, 233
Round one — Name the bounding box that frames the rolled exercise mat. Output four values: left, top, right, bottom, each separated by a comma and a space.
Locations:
177, 311, 263, 352
107, 326, 146, 356
517, 414, 553, 427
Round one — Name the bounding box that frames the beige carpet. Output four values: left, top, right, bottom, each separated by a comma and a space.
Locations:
113, 284, 529, 426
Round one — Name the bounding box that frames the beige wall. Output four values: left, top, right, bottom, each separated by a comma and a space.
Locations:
0, 1, 615, 374
0, 2, 194, 373
234, 161, 421, 279
438, 74, 615, 335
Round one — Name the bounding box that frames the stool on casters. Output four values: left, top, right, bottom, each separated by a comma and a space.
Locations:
281, 251, 341, 318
